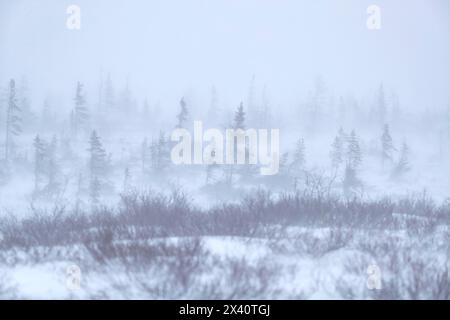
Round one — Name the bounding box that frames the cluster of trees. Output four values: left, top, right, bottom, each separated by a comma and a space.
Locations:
32, 135, 61, 197
0, 75, 445, 207
326, 124, 410, 195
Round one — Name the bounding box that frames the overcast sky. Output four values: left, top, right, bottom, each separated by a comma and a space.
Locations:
0, 0, 449, 111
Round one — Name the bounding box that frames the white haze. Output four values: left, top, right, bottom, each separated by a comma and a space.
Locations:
0, 0, 450, 300
0, 0, 449, 110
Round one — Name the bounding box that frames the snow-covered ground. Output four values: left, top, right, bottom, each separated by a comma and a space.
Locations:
1, 210, 448, 299
1, 0, 449, 300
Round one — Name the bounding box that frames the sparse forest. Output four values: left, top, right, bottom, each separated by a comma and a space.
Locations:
0, 0, 449, 300
0, 75, 448, 299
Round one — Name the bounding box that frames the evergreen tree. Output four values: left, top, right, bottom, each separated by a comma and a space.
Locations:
228, 102, 247, 184
72, 82, 89, 136
75, 173, 84, 213
150, 131, 170, 172
233, 102, 245, 129
46, 135, 60, 192
259, 85, 271, 127
337, 96, 346, 125
330, 135, 344, 169
88, 130, 107, 178
149, 138, 158, 172
391, 92, 402, 125
391, 141, 410, 179
307, 76, 326, 131
157, 131, 170, 170
338, 126, 347, 143
41, 97, 53, 128
123, 167, 131, 192
381, 124, 395, 167
346, 130, 362, 169
141, 138, 149, 174
33, 135, 47, 194
204, 136, 220, 185
205, 162, 220, 185
279, 152, 290, 174
0, 84, 6, 124
18, 77, 35, 131
89, 177, 101, 205
118, 81, 134, 113
176, 97, 188, 128
5, 79, 21, 161
290, 138, 306, 176
342, 164, 361, 196
87, 130, 108, 202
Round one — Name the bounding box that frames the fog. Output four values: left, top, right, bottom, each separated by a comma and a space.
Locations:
1, 0, 449, 109
0, 0, 449, 300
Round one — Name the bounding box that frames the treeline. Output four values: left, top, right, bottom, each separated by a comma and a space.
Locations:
0, 75, 448, 206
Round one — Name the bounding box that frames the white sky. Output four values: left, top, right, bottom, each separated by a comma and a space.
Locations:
0, 0, 449, 111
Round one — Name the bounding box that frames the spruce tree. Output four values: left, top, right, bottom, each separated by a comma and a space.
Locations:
391, 141, 410, 179
141, 138, 148, 174
381, 124, 395, 167
87, 130, 108, 202
123, 167, 131, 192
338, 96, 346, 124
176, 97, 188, 128
330, 135, 344, 169
119, 81, 133, 113
233, 102, 245, 129
290, 138, 306, 176
33, 135, 47, 193
46, 135, 60, 192
5, 79, 21, 161
89, 177, 101, 205
346, 130, 362, 169
259, 85, 271, 127
338, 127, 347, 144
157, 131, 170, 170
343, 164, 360, 196
231, 102, 248, 183
73, 82, 89, 136
18, 77, 35, 131
41, 97, 53, 128
88, 130, 107, 177
150, 131, 170, 172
